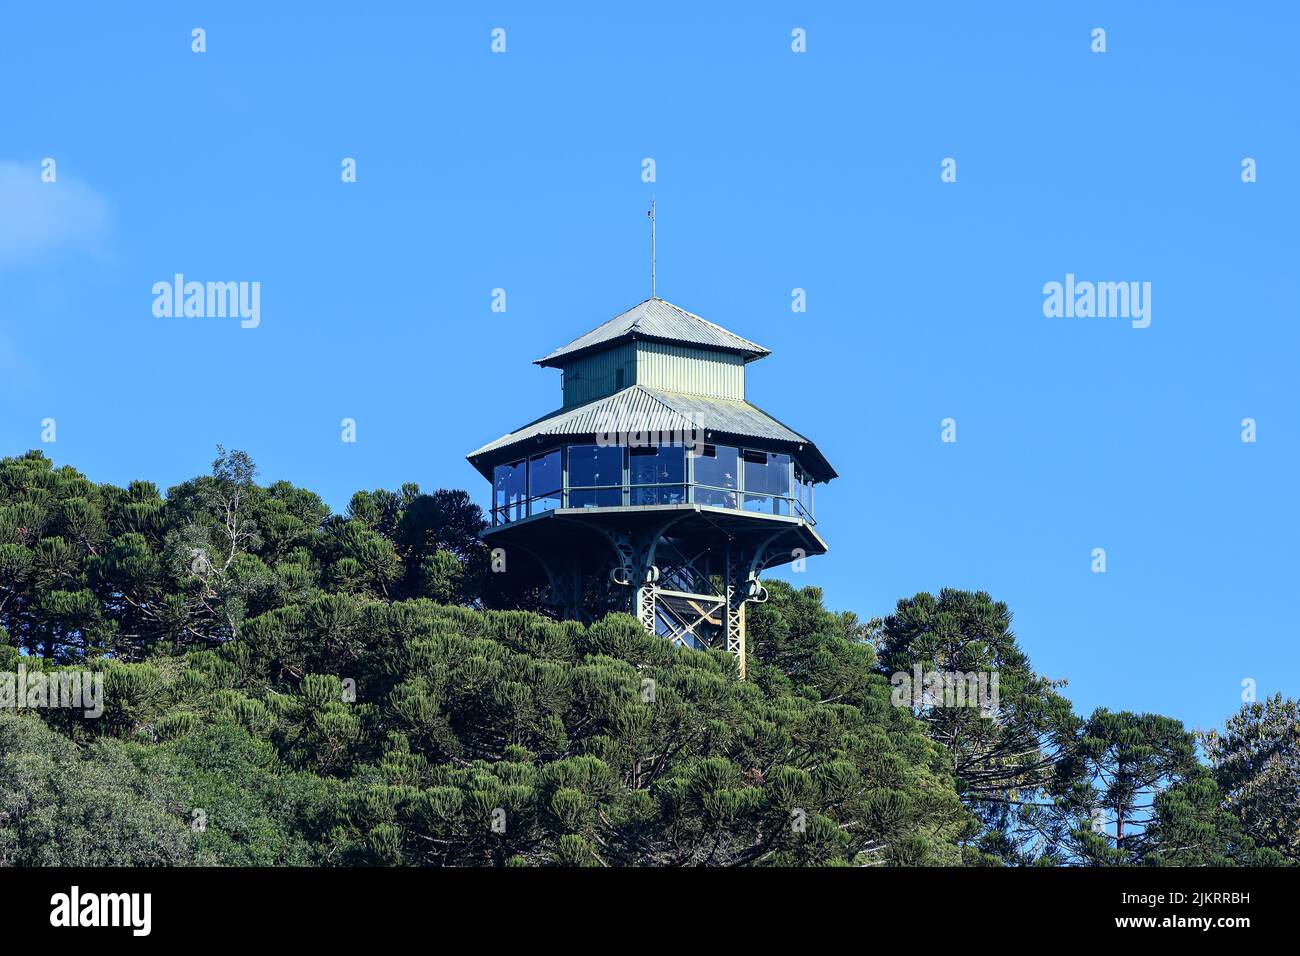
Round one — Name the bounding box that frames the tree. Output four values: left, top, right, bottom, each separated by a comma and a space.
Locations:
1140, 766, 1283, 866
1042, 710, 1200, 865
0, 712, 195, 866
347, 486, 497, 604
1202, 694, 1300, 863
2, 448, 1289, 869
163, 445, 267, 646
876, 589, 1077, 864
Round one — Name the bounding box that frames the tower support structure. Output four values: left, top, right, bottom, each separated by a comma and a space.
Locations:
484, 504, 817, 678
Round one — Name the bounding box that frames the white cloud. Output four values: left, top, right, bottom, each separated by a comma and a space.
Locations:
0, 159, 108, 266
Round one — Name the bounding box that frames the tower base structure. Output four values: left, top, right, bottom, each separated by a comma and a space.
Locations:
483, 504, 826, 678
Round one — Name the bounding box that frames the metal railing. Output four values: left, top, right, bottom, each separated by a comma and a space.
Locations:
493, 484, 816, 526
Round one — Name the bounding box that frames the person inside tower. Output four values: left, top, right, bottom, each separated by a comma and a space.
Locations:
719, 470, 737, 508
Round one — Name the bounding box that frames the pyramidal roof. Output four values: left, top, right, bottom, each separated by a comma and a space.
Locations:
466, 384, 837, 482
534, 297, 770, 367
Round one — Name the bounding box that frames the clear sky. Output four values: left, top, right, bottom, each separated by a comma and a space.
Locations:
2, 2, 1296, 733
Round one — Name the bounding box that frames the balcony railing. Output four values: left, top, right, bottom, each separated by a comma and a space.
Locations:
492, 483, 816, 527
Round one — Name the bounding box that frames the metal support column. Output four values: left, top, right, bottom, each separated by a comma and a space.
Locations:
725, 542, 747, 679
635, 566, 658, 633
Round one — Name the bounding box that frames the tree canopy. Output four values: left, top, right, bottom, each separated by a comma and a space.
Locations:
0, 450, 1291, 867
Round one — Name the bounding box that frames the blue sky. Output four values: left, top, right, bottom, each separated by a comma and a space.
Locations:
2, 2, 1296, 733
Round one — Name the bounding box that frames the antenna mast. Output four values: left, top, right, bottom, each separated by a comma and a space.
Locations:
648, 198, 656, 298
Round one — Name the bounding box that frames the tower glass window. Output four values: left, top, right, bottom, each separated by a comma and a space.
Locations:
569, 487, 623, 508
493, 459, 526, 524
567, 443, 624, 508
793, 462, 813, 520
568, 444, 622, 487
629, 444, 686, 505
742, 450, 791, 515
693, 444, 739, 508
489, 442, 815, 523
528, 449, 562, 515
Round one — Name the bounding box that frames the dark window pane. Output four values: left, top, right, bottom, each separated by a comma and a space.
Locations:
568, 487, 622, 509
629, 445, 685, 485
769, 454, 790, 496
529, 493, 561, 515
630, 485, 686, 506
568, 444, 622, 487
530, 449, 561, 497
743, 493, 788, 515
628, 446, 655, 484
742, 450, 790, 497
494, 460, 526, 516
696, 486, 738, 509
742, 451, 766, 495
694, 444, 738, 490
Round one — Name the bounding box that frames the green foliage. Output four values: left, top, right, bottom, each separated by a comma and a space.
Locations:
134, 720, 336, 866
1141, 767, 1283, 867
0, 449, 1289, 867
876, 589, 1078, 864
1201, 694, 1300, 864
0, 712, 195, 866
1036, 709, 1200, 865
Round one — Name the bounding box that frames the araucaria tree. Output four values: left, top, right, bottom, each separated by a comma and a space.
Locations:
1201, 694, 1299, 864
0, 449, 1292, 867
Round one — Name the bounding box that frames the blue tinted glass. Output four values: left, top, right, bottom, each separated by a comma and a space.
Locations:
694, 444, 738, 489
630, 445, 685, 485
530, 491, 561, 515
495, 461, 526, 513
568, 487, 622, 509
530, 449, 561, 496
568, 444, 622, 487
696, 486, 738, 508
630, 485, 686, 506
742, 451, 790, 496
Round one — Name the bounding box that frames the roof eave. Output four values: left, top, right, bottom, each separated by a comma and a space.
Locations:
468, 430, 836, 484
534, 332, 769, 368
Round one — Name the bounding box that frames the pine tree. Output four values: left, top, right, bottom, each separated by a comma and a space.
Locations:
1202, 694, 1300, 863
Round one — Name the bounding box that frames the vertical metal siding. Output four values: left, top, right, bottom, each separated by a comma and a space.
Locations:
636, 343, 744, 399
561, 343, 636, 407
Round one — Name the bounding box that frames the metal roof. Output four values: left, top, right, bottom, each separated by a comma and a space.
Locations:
466, 385, 836, 482
535, 297, 770, 367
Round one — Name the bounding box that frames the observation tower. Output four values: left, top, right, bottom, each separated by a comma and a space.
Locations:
467, 290, 835, 677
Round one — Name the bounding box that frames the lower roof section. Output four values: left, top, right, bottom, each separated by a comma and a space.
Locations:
466, 385, 837, 483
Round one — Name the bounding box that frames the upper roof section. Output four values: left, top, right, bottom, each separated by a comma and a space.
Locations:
534, 297, 770, 368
